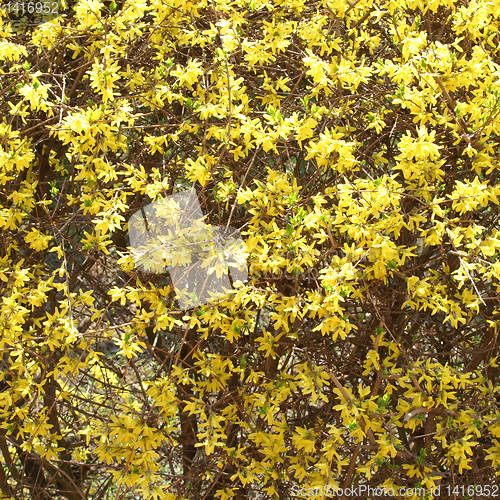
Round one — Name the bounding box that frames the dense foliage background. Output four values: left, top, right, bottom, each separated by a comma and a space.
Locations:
1, 0, 500, 498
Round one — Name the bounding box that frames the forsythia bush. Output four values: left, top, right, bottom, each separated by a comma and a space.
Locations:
1, 0, 500, 498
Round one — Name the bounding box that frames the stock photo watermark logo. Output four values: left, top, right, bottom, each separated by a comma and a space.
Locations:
128, 188, 248, 310
291, 484, 439, 498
